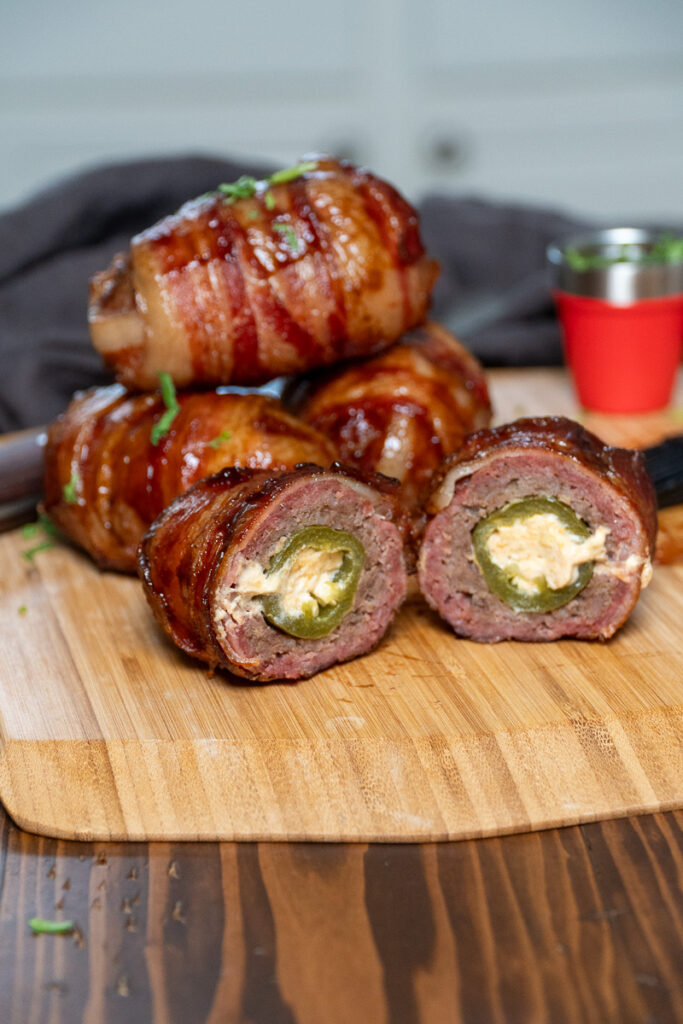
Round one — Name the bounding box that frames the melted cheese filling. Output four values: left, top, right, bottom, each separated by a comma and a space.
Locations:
237, 547, 345, 618
486, 513, 609, 594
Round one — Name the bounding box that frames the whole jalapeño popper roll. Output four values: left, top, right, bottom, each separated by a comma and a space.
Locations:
138, 463, 411, 681
43, 383, 337, 573
89, 157, 439, 391
284, 322, 491, 507
417, 418, 657, 642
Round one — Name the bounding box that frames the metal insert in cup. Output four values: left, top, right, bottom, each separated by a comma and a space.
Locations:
548, 227, 683, 305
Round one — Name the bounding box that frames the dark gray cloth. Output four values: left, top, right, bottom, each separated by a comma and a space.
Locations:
0, 154, 587, 432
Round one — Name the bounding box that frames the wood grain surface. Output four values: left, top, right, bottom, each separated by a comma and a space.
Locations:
0, 369, 681, 843
1, 803, 682, 1024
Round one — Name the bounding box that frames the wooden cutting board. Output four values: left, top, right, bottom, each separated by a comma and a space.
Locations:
0, 369, 682, 842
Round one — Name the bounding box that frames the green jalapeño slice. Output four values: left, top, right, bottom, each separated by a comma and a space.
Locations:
472, 496, 599, 613
259, 526, 365, 639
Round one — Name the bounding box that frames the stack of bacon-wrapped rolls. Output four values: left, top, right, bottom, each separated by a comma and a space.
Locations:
43, 157, 656, 681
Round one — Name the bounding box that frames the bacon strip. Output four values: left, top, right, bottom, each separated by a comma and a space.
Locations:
89, 159, 439, 390
43, 386, 337, 572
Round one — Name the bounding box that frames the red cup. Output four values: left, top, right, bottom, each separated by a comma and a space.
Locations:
554, 290, 683, 413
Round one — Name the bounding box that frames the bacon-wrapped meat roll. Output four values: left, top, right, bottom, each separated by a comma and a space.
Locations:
285, 322, 491, 506
89, 158, 439, 391
139, 464, 410, 681
418, 417, 657, 641
44, 386, 337, 572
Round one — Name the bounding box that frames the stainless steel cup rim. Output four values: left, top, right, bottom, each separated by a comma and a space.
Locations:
547, 227, 683, 304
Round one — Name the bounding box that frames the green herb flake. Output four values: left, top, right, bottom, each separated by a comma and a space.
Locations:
207, 430, 232, 450
29, 918, 74, 935
217, 175, 258, 203
21, 514, 58, 561
648, 233, 683, 264
248, 209, 259, 220
62, 469, 80, 504
38, 515, 57, 537
273, 222, 299, 253
150, 372, 180, 446
264, 190, 276, 210
267, 161, 317, 186
23, 541, 54, 562
18, 605, 27, 616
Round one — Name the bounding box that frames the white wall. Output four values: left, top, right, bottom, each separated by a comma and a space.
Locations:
3, 0, 683, 219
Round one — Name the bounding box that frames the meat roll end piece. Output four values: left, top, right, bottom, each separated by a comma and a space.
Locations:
139, 464, 410, 681
43, 386, 337, 572
418, 417, 657, 642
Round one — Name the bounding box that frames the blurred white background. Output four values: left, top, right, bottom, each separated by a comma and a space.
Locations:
3, 0, 683, 218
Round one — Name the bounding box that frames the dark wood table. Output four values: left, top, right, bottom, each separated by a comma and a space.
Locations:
1, 807, 682, 1023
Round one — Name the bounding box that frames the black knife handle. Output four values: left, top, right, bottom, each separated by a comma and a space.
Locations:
642, 435, 683, 508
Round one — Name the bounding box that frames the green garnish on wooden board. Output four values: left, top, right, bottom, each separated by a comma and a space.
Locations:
150, 372, 180, 446
22, 515, 57, 561
29, 918, 74, 934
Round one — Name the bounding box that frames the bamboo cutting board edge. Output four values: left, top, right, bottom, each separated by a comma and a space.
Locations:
0, 681, 681, 842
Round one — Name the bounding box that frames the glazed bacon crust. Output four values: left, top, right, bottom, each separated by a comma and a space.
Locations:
427, 416, 658, 550
285, 322, 492, 507
89, 158, 439, 391
43, 386, 337, 572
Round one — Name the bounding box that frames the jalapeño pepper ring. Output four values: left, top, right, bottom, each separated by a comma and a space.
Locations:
472, 496, 596, 613
259, 525, 365, 639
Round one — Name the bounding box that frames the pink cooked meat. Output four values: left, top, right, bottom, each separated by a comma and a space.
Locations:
418, 417, 657, 642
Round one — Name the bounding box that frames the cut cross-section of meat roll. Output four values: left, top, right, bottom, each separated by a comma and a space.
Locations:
285, 322, 492, 507
43, 386, 337, 572
418, 417, 657, 641
89, 157, 439, 390
139, 464, 410, 681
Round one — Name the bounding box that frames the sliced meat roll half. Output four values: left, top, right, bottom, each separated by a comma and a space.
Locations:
418, 417, 657, 641
139, 464, 410, 681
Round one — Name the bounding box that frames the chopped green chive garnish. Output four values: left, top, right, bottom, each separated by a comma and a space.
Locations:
23, 541, 54, 562
268, 161, 317, 185
248, 209, 259, 220
39, 515, 57, 536
207, 430, 232, 449
21, 514, 57, 561
62, 470, 80, 505
273, 222, 299, 252
150, 372, 180, 446
217, 175, 258, 203
18, 605, 27, 616
215, 161, 317, 206
29, 918, 74, 935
